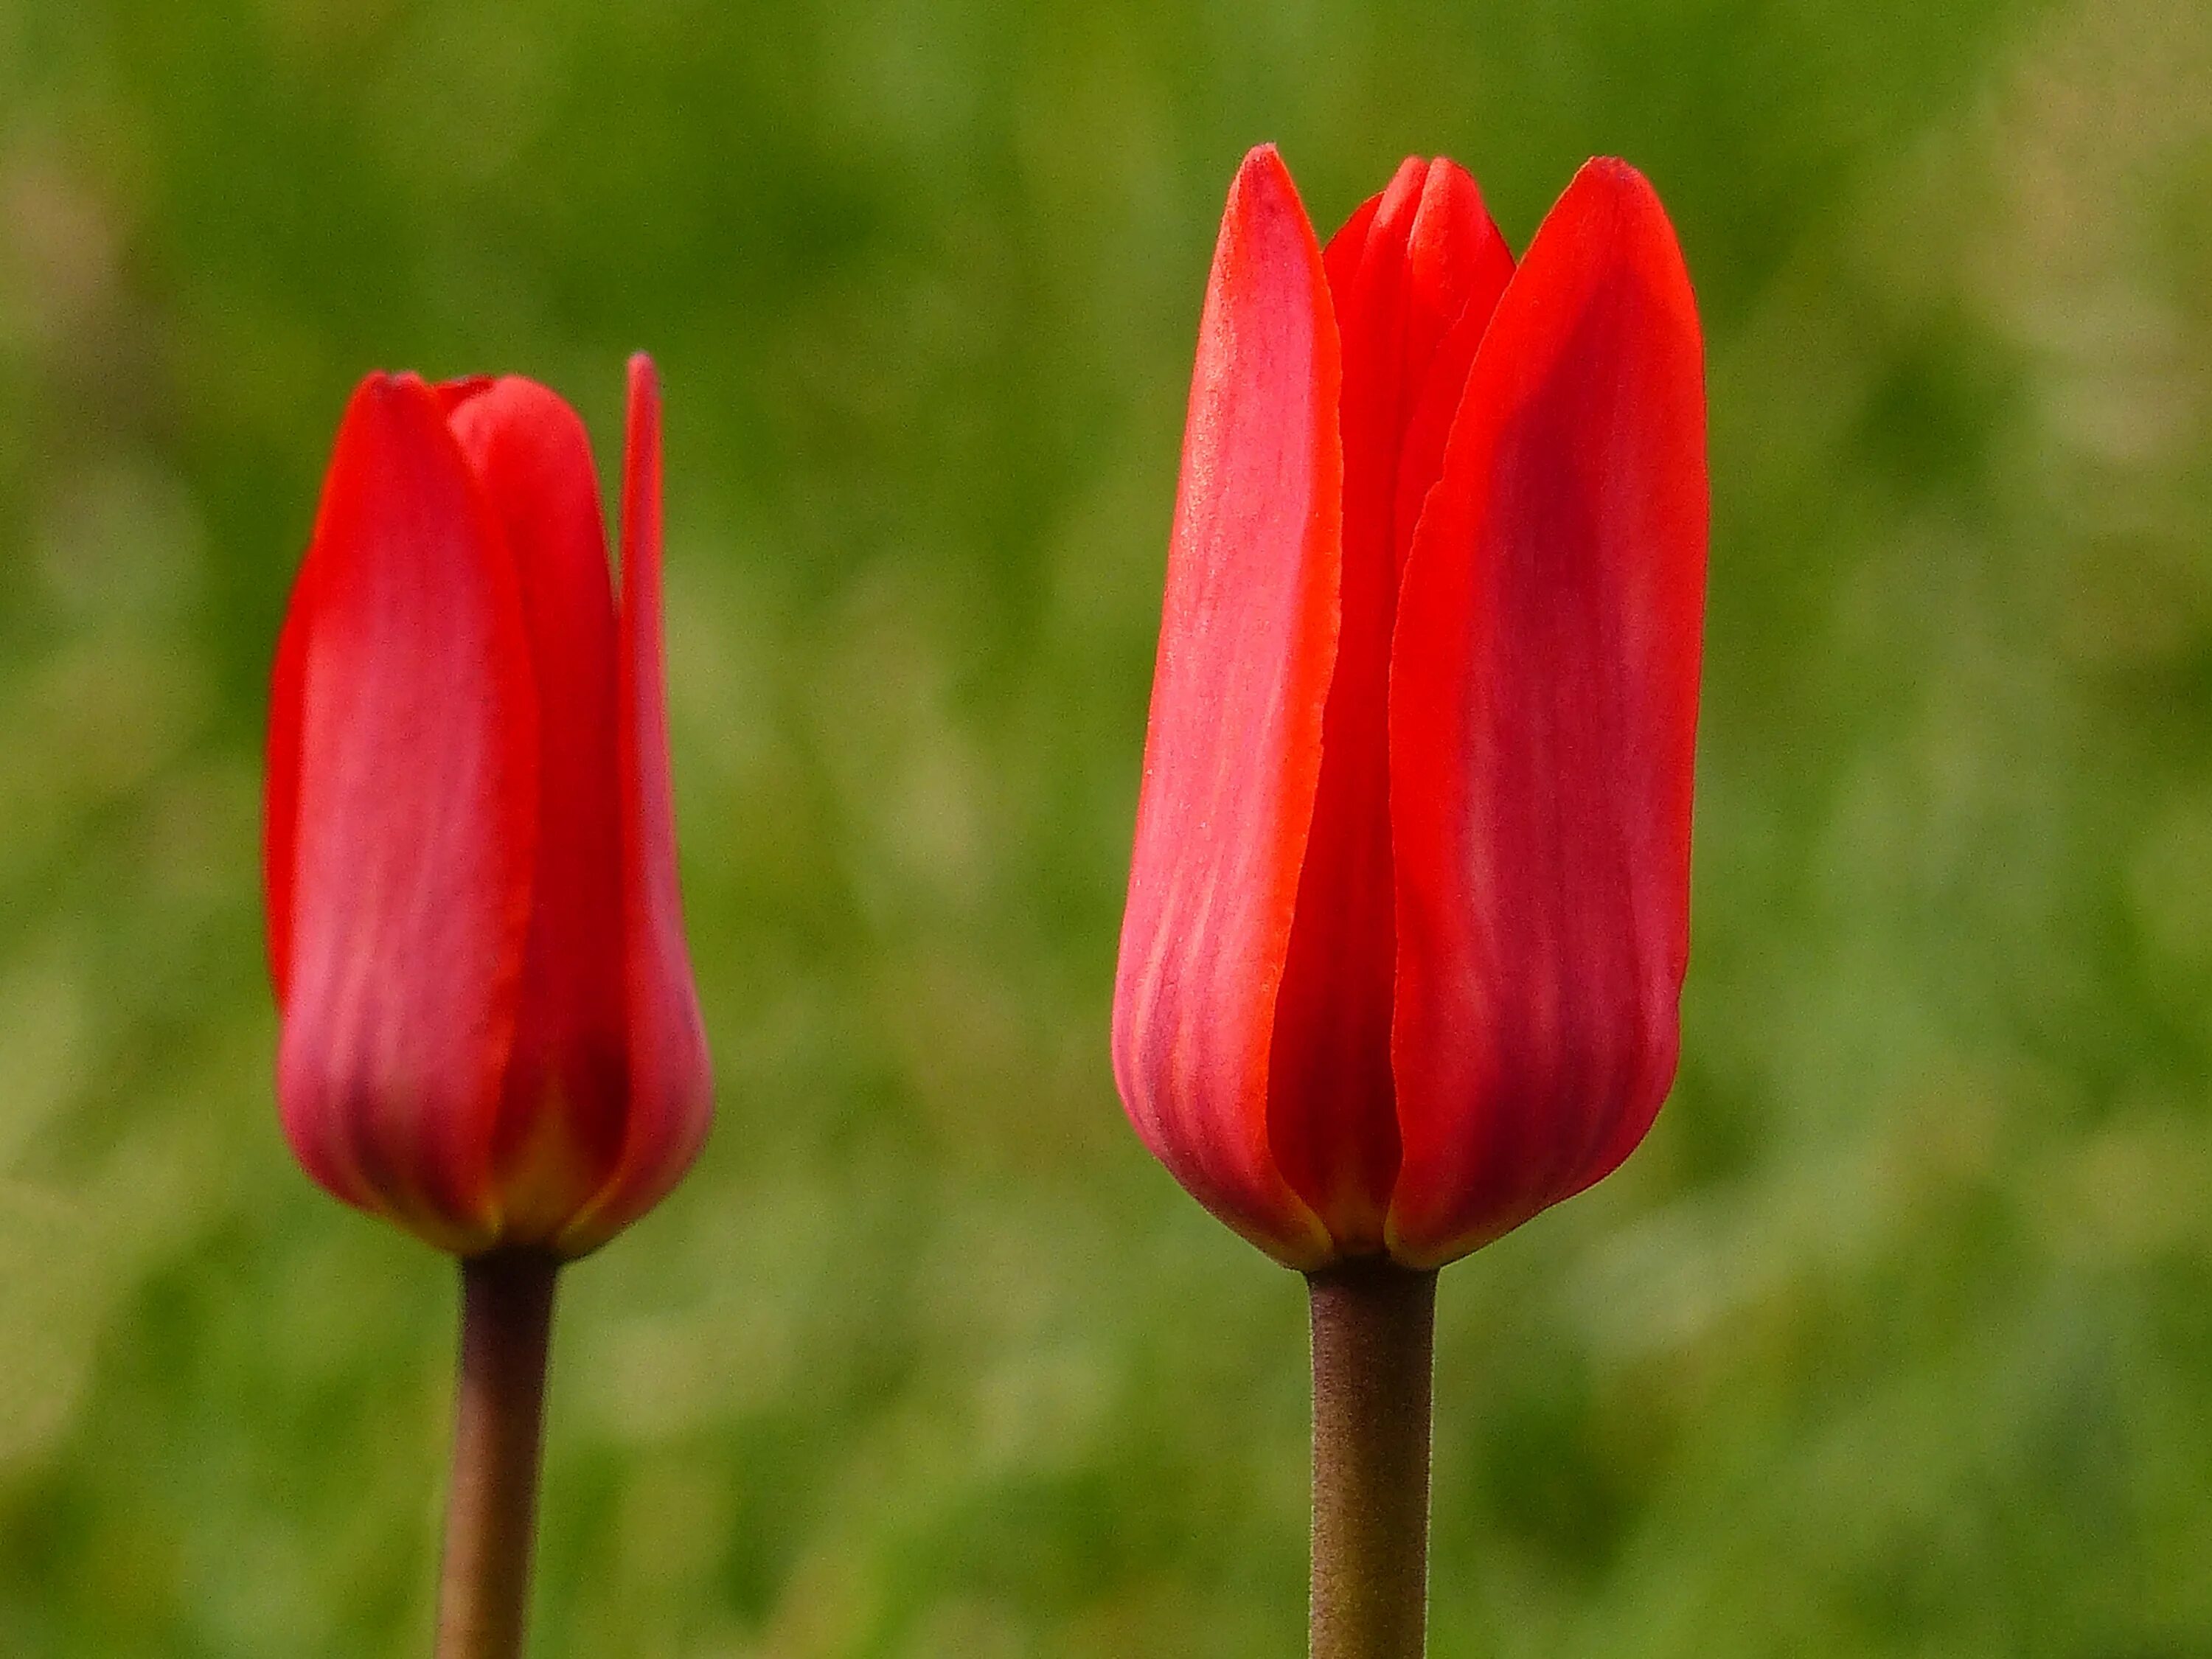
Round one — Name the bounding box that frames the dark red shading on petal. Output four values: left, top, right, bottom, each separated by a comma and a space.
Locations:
275, 373, 539, 1251
1110, 145, 1340, 1267
558, 354, 712, 1255
1386, 159, 1707, 1267
1267, 158, 1514, 1251
445, 378, 629, 1243
435, 375, 496, 418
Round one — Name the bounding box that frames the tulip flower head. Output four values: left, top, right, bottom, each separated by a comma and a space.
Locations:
1113, 149, 1706, 1271
265, 356, 711, 1258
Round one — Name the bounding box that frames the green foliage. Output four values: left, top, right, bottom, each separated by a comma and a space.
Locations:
4, 0, 2211, 1652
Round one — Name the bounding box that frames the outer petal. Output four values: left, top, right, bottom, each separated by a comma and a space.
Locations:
274, 373, 538, 1251
1269, 158, 1514, 1251
1387, 160, 1707, 1266
445, 378, 630, 1245
557, 354, 713, 1254
1110, 146, 1340, 1267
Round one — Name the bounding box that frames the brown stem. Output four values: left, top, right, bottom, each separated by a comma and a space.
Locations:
435, 1250, 558, 1659
1307, 1259, 1438, 1659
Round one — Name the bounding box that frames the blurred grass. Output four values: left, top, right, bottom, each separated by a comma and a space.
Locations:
4, 0, 2212, 1653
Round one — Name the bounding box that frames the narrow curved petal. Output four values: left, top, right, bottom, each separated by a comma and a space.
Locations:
1387, 159, 1707, 1266
1110, 145, 1340, 1267
1270, 157, 1514, 1251
446, 378, 629, 1242
1319, 184, 1390, 299
558, 354, 712, 1254
1388, 164, 1517, 562
275, 373, 539, 1251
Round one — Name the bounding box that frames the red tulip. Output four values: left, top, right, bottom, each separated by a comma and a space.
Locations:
1113, 147, 1706, 1271
265, 355, 711, 1257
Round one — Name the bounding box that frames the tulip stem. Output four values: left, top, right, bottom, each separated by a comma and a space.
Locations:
1307, 1259, 1438, 1659
436, 1249, 559, 1659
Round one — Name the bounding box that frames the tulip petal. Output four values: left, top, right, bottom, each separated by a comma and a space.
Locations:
1320, 187, 1388, 299
445, 378, 630, 1242
1388, 164, 1517, 568
1387, 159, 1707, 1265
275, 373, 539, 1250
1111, 145, 1340, 1267
1268, 158, 1514, 1251
559, 354, 712, 1254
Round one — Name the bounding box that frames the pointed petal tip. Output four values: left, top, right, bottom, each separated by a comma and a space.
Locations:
375, 369, 433, 403
333, 369, 387, 422
1563, 156, 1680, 232
1504, 157, 1697, 352
1212, 147, 1329, 298
1231, 143, 1300, 206
1422, 154, 1471, 189
443, 375, 594, 454
625, 355, 663, 473
339, 370, 455, 448
1575, 155, 1664, 197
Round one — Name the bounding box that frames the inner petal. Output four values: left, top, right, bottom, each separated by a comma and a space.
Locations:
1265, 158, 1514, 1251
445, 378, 630, 1239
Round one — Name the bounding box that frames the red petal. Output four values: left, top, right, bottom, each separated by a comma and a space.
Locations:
1320, 185, 1388, 299
1338, 159, 1514, 585
1387, 159, 1707, 1265
558, 354, 712, 1254
445, 378, 629, 1243
1110, 146, 1340, 1267
274, 373, 538, 1250
1268, 158, 1514, 1251
1389, 163, 1517, 565
436, 375, 496, 417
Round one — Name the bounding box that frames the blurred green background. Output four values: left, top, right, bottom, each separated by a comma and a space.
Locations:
4, 0, 2211, 1652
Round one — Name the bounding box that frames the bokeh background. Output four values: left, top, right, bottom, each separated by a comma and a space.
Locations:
4, 0, 2211, 1652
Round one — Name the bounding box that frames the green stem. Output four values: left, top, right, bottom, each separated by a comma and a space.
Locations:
435, 1250, 558, 1659
1307, 1259, 1438, 1659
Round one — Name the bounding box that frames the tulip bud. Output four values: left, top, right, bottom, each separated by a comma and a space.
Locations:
1113, 148, 1706, 1270
265, 355, 712, 1257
